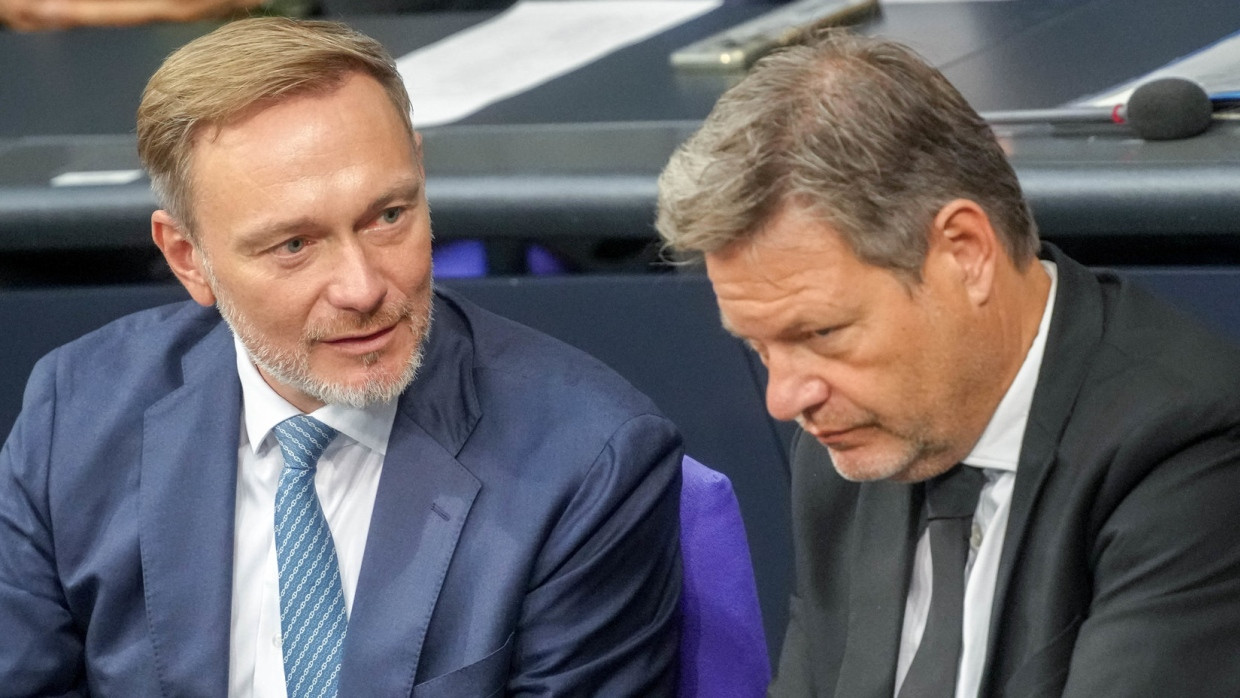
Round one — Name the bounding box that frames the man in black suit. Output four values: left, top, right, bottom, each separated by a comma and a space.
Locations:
656, 30, 1240, 696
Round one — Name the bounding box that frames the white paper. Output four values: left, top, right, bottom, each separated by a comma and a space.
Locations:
398, 0, 721, 128
50, 170, 143, 187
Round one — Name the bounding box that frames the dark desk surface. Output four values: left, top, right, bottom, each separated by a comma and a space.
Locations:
3, 0, 1240, 271
0, 13, 487, 139
8, 0, 1240, 135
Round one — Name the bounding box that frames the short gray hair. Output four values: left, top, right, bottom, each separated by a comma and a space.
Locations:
656, 30, 1038, 276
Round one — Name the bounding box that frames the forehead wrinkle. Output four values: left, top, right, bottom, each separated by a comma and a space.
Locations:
713, 271, 822, 341
711, 248, 864, 348
717, 236, 837, 306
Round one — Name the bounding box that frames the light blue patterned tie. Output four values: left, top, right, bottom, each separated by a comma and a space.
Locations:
273, 415, 348, 698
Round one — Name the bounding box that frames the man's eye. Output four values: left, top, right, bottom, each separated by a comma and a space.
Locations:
380, 207, 403, 224
283, 238, 306, 254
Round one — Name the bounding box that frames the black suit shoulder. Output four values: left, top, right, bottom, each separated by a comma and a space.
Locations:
1061, 269, 1240, 486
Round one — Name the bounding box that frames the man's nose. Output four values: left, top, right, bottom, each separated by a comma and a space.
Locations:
764, 350, 830, 422
325, 240, 387, 314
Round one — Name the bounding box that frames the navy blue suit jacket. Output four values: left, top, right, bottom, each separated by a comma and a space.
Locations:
0, 289, 682, 696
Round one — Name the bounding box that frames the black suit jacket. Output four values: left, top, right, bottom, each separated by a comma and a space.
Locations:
769, 245, 1240, 697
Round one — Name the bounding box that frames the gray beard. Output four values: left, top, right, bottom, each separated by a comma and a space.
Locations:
210, 277, 431, 409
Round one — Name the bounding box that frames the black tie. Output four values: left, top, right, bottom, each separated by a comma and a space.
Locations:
898, 464, 987, 698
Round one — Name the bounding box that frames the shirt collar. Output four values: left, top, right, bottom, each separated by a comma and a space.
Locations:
233, 335, 398, 456
962, 260, 1058, 473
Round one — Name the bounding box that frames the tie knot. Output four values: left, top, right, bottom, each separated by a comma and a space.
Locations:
273, 415, 338, 471
924, 464, 987, 520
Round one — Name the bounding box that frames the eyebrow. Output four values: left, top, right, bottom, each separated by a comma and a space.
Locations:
232, 176, 424, 251
356, 178, 423, 227
719, 310, 837, 345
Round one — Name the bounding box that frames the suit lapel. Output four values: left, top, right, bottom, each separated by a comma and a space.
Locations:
337, 292, 483, 695
139, 322, 240, 697
981, 247, 1104, 690
835, 480, 922, 696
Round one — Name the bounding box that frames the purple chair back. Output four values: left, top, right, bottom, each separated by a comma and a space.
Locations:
432, 239, 488, 278
680, 455, 771, 696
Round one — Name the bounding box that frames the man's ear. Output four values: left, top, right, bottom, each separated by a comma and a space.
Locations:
929, 198, 999, 306
151, 210, 216, 307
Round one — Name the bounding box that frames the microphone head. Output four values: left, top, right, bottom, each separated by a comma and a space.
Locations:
1125, 77, 1213, 140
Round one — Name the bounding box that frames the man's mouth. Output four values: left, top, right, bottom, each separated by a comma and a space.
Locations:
321, 323, 398, 354
804, 422, 874, 448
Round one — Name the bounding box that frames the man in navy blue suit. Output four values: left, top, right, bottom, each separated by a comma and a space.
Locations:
0, 17, 681, 696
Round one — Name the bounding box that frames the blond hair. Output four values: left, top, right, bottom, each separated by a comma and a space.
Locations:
137, 17, 415, 235
657, 30, 1037, 276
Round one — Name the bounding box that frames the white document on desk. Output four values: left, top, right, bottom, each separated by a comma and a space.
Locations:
397, 0, 721, 127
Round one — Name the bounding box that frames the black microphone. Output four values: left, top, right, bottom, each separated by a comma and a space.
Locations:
982, 77, 1215, 141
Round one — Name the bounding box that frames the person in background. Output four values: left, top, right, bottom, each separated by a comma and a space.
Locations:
0, 0, 512, 32
657, 28, 1240, 697
3, 0, 272, 31
0, 17, 681, 696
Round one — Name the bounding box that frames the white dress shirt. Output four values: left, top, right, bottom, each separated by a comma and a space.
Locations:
894, 261, 1059, 698
227, 336, 397, 698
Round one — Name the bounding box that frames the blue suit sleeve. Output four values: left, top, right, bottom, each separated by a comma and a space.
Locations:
0, 353, 86, 696
507, 413, 683, 696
